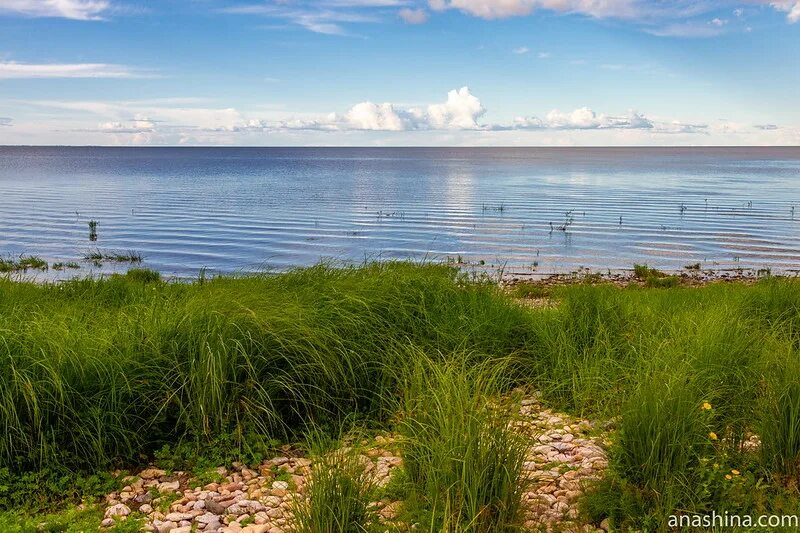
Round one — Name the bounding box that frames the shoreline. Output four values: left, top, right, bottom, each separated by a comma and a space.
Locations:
3, 258, 799, 287
501, 265, 798, 286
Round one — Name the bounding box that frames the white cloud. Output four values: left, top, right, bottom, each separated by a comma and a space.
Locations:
30, 99, 243, 131
513, 46, 530, 54
428, 0, 639, 20
260, 89, 669, 133
511, 107, 654, 130
0, 61, 153, 79
645, 22, 726, 37
221, 3, 380, 35
398, 7, 428, 23
97, 114, 156, 133
301, 86, 486, 131
18, 88, 783, 146
655, 120, 708, 134
537, 51, 551, 58
427, 1, 800, 33
426, 86, 486, 129
0, 0, 110, 20
771, 1, 800, 22
344, 102, 411, 130
0, 116, 12, 126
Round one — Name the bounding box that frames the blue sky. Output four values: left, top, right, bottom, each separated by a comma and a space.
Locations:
0, 0, 798, 145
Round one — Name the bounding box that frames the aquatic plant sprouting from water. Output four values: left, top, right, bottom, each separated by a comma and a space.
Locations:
88, 220, 98, 242
549, 210, 576, 233
0, 255, 49, 273
83, 250, 143, 263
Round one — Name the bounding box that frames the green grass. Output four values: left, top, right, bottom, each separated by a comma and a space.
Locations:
759, 348, 800, 481
633, 263, 662, 279
291, 428, 379, 533
2, 262, 800, 528
633, 263, 681, 288
122, 268, 160, 283
83, 250, 143, 263
52, 262, 81, 271
0, 263, 530, 478
0, 255, 48, 273
396, 354, 528, 532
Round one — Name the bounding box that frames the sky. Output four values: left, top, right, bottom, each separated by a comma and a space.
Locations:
0, 0, 798, 146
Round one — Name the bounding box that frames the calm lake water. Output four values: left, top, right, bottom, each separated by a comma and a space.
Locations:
1, 146, 799, 279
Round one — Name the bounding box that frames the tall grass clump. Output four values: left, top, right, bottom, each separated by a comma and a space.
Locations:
609, 370, 714, 523
528, 284, 639, 415
0, 262, 535, 481
123, 268, 161, 283
742, 277, 800, 348
759, 349, 800, 483
291, 428, 378, 533
396, 353, 528, 532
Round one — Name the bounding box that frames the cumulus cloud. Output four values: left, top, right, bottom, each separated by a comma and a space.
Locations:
20, 88, 728, 142
0, 61, 153, 79
256, 88, 679, 134
246, 88, 707, 135
398, 7, 428, 23
0, 0, 110, 20
513, 46, 530, 54
426, 86, 486, 129
0, 117, 12, 126
344, 102, 412, 130
274, 87, 485, 131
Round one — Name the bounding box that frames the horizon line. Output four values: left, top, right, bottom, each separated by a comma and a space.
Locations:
1, 145, 799, 149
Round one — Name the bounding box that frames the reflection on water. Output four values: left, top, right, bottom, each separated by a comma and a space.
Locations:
0, 146, 798, 279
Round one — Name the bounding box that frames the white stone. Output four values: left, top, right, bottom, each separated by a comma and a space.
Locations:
104, 503, 131, 518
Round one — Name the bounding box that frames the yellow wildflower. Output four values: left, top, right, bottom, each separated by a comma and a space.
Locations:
731, 469, 740, 475
709, 432, 718, 440
713, 463, 720, 469
702, 402, 712, 410
725, 474, 732, 480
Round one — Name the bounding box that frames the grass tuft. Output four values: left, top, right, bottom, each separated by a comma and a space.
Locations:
396, 354, 528, 532
291, 428, 378, 533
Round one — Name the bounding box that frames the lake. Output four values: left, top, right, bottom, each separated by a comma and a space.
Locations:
1, 146, 799, 279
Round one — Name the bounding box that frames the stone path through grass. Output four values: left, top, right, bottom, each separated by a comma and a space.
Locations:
99, 395, 609, 533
